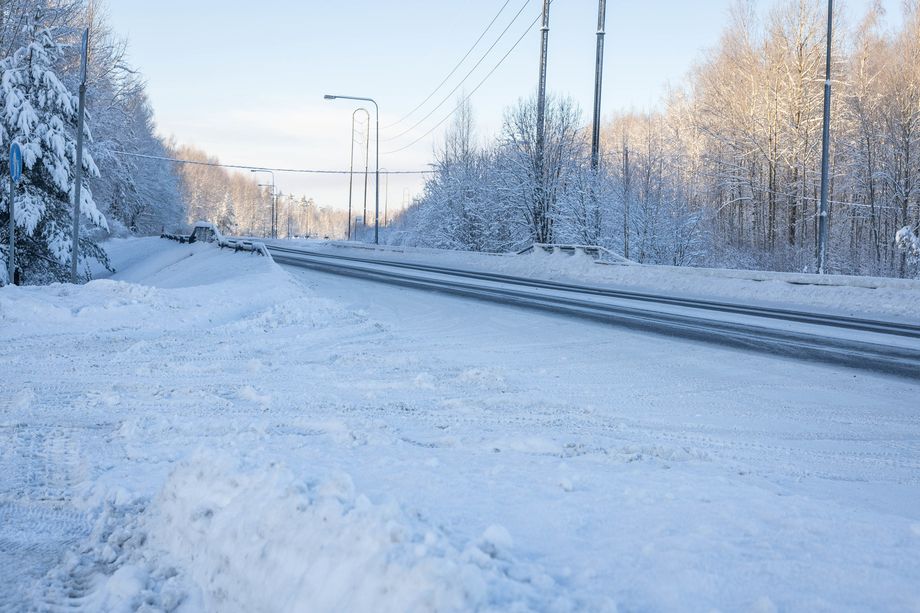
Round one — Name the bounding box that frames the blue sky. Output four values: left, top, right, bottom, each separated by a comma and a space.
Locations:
103, 0, 902, 212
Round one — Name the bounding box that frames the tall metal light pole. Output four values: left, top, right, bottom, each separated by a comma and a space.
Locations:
257, 183, 274, 235
347, 108, 369, 240
326, 94, 380, 245
70, 28, 89, 283
817, 0, 834, 274
8, 142, 22, 285
381, 168, 389, 226
360, 114, 371, 234
251, 169, 276, 238
535, 0, 551, 242
590, 0, 607, 172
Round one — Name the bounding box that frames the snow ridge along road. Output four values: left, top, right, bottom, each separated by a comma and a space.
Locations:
265, 244, 920, 380
268, 245, 920, 338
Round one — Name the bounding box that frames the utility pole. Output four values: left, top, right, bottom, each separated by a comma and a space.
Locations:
7, 166, 13, 283
623, 144, 630, 260
535, 0, 550, 243
381, 168, 389, 226
817, 0, 833, 274
590, 0, 607, 171
8, 142, 21, 285
70, 28, 89, 283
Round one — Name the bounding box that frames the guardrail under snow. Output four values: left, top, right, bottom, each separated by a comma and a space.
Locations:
161, 222, 271, 258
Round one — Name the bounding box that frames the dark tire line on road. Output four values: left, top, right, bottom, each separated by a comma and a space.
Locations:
270, 249, 920, 380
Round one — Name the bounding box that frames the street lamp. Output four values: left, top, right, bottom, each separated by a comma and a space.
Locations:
257, 184, 274, 237
251, 169, 276, 239
325, 93, 380, 245
380, 167, 389, 227
348, 108, 370, 241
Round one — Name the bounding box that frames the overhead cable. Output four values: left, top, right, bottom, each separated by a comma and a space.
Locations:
383, 7, 546, 155
381, 0, 534, 143
383, 0, 516, 130
112, 150, 434, 175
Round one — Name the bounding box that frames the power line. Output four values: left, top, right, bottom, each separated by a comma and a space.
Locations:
381, 0, 534, 144
112, 150, 434, 175
383, 7, 546, 156
383, 0, 515, 130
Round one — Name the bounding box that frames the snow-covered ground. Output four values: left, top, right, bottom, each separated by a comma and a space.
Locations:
1, 237, 919, 612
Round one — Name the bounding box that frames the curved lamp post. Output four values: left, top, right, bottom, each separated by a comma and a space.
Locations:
348, 107, 370, 240
326, 94, 380, 245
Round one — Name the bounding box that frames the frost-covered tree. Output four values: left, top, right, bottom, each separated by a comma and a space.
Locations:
380, 0, 920, 277
0, 11, 107, 284
81, 2, 183, 236
500, 95, 583, 245
896, 225, 920, 277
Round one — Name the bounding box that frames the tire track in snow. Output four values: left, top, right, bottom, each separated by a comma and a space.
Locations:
0, 417, 116, 610
0, 501, 90, 611
342, 397, 920, 486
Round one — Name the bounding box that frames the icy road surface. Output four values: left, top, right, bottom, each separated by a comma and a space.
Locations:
275, 239, 920, 322
1, 237, 918, 612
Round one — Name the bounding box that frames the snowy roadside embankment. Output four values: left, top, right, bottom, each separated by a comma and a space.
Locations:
0, 239, 568, 612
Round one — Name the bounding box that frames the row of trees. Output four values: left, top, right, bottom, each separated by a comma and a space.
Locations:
0, 0, 188, 283
391, 0, 920, 277
680, 0, 920, 275
0, 0, 343, 284
172, 144, 348, 240
3, 0, 916, 282
389, 94, 706, 268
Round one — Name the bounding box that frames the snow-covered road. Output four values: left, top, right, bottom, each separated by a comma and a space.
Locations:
267, 244, 920, 377
1, 238, 918, 612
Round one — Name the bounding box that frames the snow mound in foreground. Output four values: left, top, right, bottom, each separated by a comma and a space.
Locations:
63, 452, 570, 612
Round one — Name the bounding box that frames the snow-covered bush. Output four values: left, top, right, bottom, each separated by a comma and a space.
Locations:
896, 226, 920, 277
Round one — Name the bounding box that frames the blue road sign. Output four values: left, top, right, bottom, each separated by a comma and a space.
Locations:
9, 142, 22, 184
